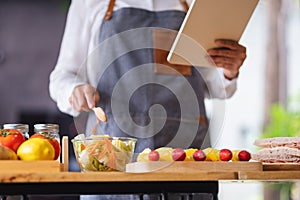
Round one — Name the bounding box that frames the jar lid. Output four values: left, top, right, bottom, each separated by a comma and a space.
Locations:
3, 124, 29, 132
34, 124, 59, 132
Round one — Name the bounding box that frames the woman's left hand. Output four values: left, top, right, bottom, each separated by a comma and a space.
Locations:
207, 39, 247, 80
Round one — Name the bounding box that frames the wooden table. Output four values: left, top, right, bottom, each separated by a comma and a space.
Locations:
0, 161, 252, 196
239, 171, 300, 181
0, 171, 227, 196
1, 143, 300, 198
1, 169, 300, 196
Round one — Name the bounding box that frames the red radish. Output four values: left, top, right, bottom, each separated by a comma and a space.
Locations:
172, 148, 186, 161
193, 149, 206, 161
238, 150, 251, 161
219, 149, 232, 161
148, 150, 160, 161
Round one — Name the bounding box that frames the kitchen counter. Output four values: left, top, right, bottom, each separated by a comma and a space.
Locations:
0, 169, 300, 196
1, 137, 299, 197
0, 171, 225, 196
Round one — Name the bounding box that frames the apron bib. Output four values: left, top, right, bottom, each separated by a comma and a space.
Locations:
87, 2, 209, 153
81, 2, 218, 199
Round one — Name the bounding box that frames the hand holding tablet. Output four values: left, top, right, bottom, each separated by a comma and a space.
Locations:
167, 0, 259, 68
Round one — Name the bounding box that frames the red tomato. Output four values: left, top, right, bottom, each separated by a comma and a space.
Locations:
30, 133, 61, 160
0, 129, 26, 153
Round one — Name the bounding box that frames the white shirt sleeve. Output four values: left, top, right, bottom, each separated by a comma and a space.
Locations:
49, 0, 91, 117
201, 67, 237, 99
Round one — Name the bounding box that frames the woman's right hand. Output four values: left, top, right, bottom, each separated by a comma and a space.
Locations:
68, 84, 100, 112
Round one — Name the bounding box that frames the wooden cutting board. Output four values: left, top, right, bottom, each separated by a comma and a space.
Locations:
126, 161, 262, 173
263, 163, 300, 171
0, 136, 69, 173
0, 161, 62, 172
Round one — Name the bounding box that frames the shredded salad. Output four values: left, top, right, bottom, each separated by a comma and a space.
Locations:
72, 134, 136, 171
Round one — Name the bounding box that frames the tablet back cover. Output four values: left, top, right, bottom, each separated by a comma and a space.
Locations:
167, 0, 259, 67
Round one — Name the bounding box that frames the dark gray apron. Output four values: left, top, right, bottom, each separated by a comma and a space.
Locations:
83, 2, 218, 200
87, 6, 210, 153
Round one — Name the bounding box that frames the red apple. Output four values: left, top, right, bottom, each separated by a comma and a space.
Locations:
219, 149, 232, 161
172, 148, 186, 161
148, 150, 160, 161
238, 150, 251, 161
193, 149, 206, 161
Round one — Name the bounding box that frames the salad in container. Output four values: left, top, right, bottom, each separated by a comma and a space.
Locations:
72, 134, 137, 172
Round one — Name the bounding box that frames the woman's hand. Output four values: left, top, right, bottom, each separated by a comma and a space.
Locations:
68, 84, 100, 112
207, 39, 247, 80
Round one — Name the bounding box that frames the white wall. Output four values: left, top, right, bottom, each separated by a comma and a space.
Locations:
216, 1, 300, 199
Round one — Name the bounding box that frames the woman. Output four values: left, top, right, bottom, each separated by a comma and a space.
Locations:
49, 0, 246, 199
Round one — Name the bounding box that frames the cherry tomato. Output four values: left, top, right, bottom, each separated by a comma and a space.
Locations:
30, 133, 61, 160
0, 129, 26, 153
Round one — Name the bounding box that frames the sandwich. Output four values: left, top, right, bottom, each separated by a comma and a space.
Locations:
252, 137, 300, 163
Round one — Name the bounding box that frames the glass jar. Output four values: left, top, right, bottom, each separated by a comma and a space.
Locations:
34, 124, 60, 161
34, 124, 60, 144
3, 123, 30, 139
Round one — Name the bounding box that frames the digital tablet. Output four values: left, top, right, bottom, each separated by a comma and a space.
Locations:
167, 0, 259, 67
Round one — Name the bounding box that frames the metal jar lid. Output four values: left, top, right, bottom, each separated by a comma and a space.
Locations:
3, 124, 29, 132
34, 124, 59, 132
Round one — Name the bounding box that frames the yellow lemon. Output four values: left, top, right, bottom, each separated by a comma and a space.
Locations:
184, 148, 198, 161
136, 148, 151, 162
17, 138, 55, 160
155, 147, 173, 161
203, 148, 220, 161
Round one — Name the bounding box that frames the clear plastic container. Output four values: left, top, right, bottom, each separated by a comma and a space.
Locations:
3, 123, 30, 139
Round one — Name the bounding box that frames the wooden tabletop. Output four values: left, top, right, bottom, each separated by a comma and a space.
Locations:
1, 165, 300, 196
1, 161, 300, 183
1, 170, 300, 183
238, 171, 300, 181
0, 171, 237, 183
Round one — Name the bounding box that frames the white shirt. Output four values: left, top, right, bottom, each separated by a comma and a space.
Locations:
49, 0, 237, 117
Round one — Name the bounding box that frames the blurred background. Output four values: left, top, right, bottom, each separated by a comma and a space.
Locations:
0, 0, 81, 173
0, 0, 299, 199
215, 0, 300, 199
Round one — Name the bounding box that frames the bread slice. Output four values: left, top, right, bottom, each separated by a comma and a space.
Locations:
254, 137, 300, 149
252, 146, 300, 163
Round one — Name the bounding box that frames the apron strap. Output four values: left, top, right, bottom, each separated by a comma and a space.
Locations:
180, 0, 189, 12
103, 0, 116, 20
104, 0, 189, 21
